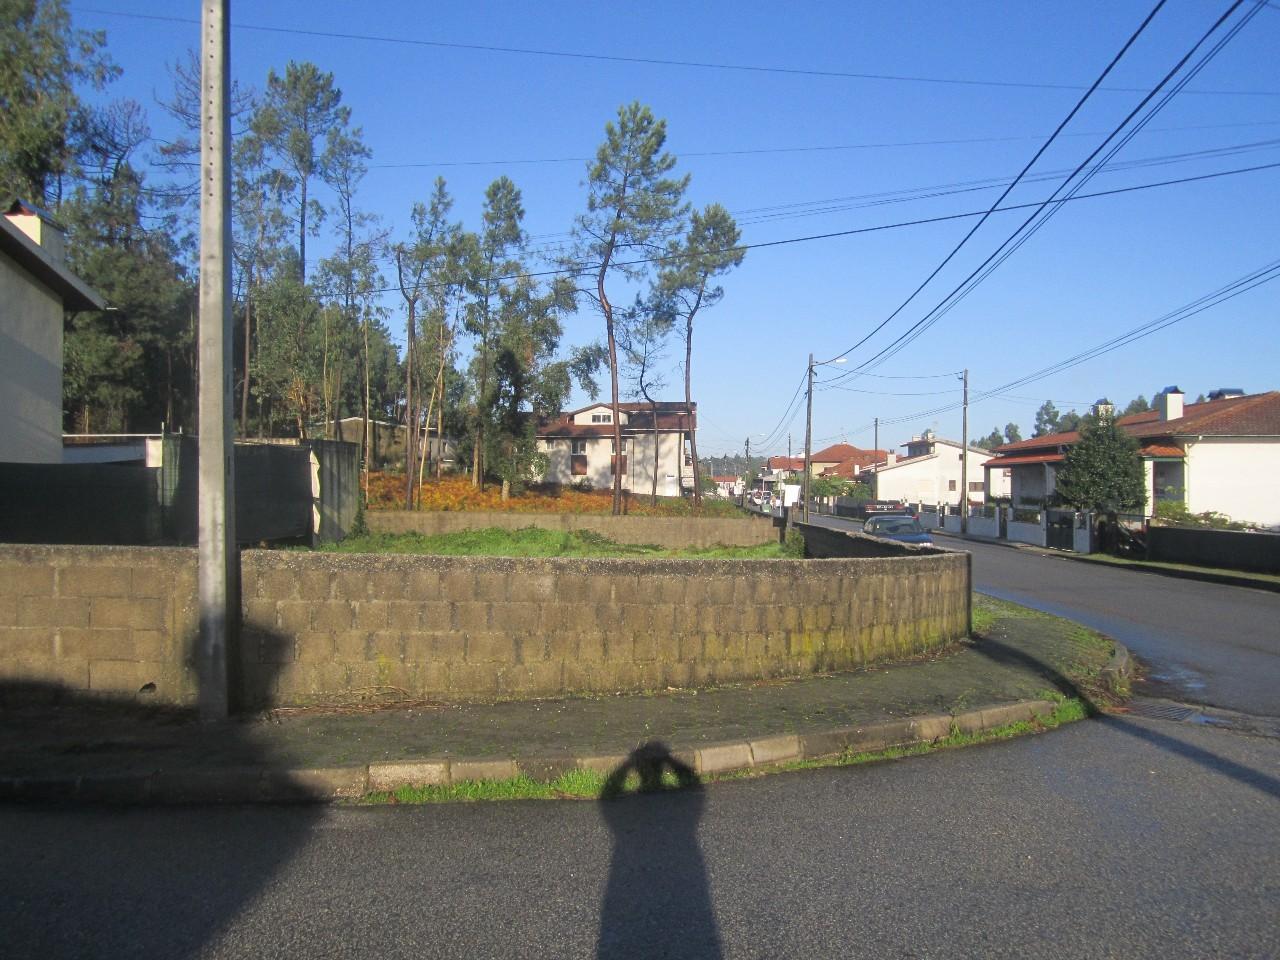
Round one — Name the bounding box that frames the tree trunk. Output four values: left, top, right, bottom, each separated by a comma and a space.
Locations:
362, 316, 370, 505
650, 398, 659, 506
435, 313, 447, 481
686, 316, 701, 508
240, 265, 253, 437
404, 300, 416, 510
597, 240, 622, 516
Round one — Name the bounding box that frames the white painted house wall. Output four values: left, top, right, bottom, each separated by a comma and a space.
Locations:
0, 255, 63, 463
1183, 437, 1280, 527
875, 442, 1002, 505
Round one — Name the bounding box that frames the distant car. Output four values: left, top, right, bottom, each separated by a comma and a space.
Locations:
862, 515, 933, 545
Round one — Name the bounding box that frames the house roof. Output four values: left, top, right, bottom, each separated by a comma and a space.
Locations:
810, 442, 884, 464
765, 456, 805, 471
1139, 442, 1185, 458
711, 475, 739, 483
0, 214, 104, 311
819, 451, 890, 479
991, 392, 1280, 459
563, 400, 696, 417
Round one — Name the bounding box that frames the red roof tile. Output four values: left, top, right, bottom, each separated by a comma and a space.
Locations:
1139, 443, 1184, 458
983, 452, 1063, 468
992, 392, 1280, 457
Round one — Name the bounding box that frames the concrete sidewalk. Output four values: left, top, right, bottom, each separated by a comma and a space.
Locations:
0, 597, 1125, 804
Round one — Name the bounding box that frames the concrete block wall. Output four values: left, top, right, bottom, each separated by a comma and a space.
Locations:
0, 545, 198, 703
1, 544, 969, 709
367, 510, 778, 548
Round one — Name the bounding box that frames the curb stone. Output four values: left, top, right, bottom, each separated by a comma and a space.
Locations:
0, 698, 1062, 806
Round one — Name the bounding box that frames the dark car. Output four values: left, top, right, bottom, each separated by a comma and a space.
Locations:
862, 514, 933, 545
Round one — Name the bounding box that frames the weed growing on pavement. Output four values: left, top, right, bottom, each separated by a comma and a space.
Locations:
354, 698, 1089, 806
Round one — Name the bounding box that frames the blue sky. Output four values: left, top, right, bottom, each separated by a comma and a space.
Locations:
72, 1, 1279, 456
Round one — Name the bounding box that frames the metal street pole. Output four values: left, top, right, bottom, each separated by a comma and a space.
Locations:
803, 353, 814, 523
960, 367, 969, 536
198, 0, 235, 722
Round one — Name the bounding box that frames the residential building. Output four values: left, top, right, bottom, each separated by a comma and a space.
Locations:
863, 431, 1006, 505
808, 442, 887, 479
983, 388, 1280, 527
1, 200, 104, 463
711, 475, 742, 497
535, 401, 695, 495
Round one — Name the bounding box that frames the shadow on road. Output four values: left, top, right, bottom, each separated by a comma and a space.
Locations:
1097, 713, 1280, 800
971, 634, 1280, 800
0, 635, 319, 959
597, 741, 722, 960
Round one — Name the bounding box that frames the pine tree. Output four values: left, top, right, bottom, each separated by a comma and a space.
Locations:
1033, 401, 1060, 437
572, 102, 689, 514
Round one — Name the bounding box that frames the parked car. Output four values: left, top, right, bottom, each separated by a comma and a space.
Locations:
862, 514, 933, 545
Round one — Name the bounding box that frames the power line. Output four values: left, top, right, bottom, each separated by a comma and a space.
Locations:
72, 6, 1280, 97
368, 120, 1280, 170
857, 256, 1280, 429
830, 0, 1260, 382
361, 158, 1280, 294
824, 0, 1172, 368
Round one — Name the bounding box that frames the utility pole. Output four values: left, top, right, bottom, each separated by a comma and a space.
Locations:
960, 367, 969, 536
803, 353, 814, 523
198, 0, 235, 722
874, 417, 879, 456
743, 437, 750, 502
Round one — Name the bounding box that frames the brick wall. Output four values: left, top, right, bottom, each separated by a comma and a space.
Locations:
0, 545, 198, 702
1, 545, 969, 709
367, 510, 779, 548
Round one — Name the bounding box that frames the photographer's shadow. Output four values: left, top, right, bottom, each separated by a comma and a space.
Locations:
597, 741, 722, 960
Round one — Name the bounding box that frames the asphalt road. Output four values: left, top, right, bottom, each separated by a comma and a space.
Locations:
805, 513, 1280, 718
3, 717, 1276, 959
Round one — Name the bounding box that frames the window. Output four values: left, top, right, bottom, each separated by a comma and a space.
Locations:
591, 413, 612, 423
611, 439, 628, 454
969, 481, 984, 492
571, 440, 588, 455
948, 480, 957, 492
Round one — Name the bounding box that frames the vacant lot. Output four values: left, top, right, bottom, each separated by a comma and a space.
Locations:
321, 526, 794, 559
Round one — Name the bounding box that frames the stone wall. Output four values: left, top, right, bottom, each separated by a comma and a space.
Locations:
367, 510, 778, 548
1, 543, 970, 709
0, 545, 198, 702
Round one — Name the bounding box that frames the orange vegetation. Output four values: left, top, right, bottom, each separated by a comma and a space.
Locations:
362, 473, 734, 517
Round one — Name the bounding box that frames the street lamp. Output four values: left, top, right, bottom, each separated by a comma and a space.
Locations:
802, 353, 846, 523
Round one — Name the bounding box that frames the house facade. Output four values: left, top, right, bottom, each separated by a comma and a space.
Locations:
863, 432, 1007, 505
984, 389, 1280, 528
535, 401, 695, 495
1, 200, 104, 463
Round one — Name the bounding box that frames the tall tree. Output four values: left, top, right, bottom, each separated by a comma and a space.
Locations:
250, 61, 354, 282
975, 428, 1005, 450
1122, 395, 1151, 416
1003, 422, 1023, 444
1058, 409, 1083, 432
1054, 411, 1146, 513
395, 178, 458, 506
61, 99, 193, 433
0, 0, 116, 204
657, 203, 744, 507
1033, 400, 1060, 438
572, 102, 689, 514
465, 176, 526, 490
253, 274, 323, 438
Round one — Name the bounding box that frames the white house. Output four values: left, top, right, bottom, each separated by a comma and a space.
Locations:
862, 432, 1007, 506
535, 401, 695, 496
983, 388, 1280, 528
1, 200, 105, 463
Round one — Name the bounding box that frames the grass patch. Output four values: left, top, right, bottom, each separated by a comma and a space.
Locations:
318, 526, 789, 559
355, 698, 1089, 805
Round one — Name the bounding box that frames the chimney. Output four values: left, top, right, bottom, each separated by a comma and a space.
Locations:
5, 199, 67, 264
1156, 386, 1184, 422
885, 452, 897, 466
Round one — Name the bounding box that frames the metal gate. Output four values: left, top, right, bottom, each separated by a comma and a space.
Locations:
1046, 510, 1075, 550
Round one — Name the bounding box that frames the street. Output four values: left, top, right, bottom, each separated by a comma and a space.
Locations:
806, 513, 1280, 716
3, 528, 1278, 959
2, 715, 1276, 959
